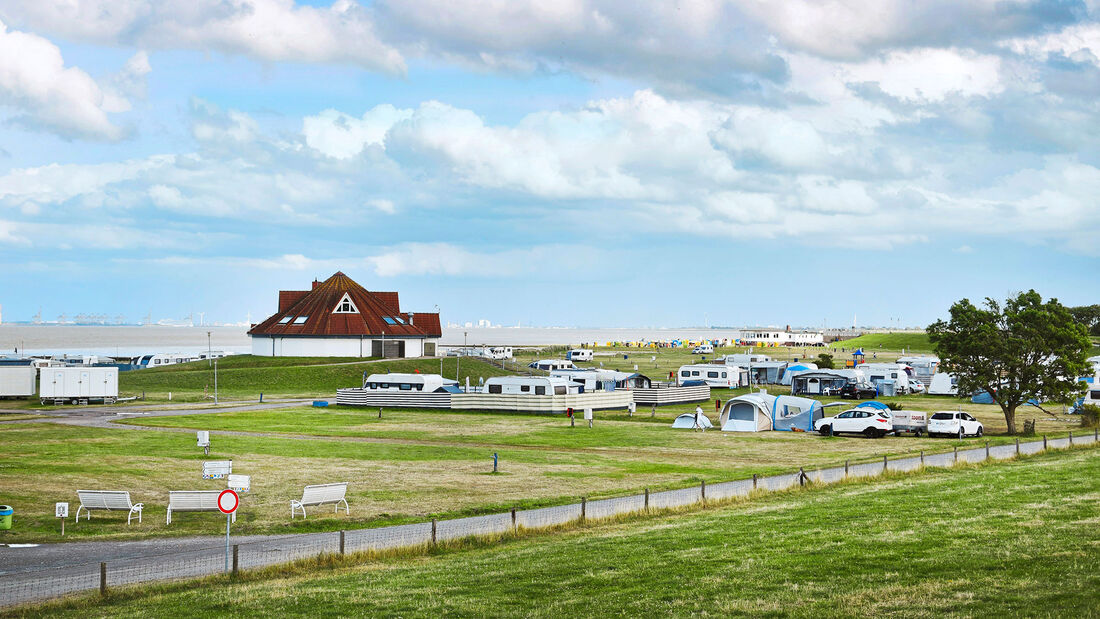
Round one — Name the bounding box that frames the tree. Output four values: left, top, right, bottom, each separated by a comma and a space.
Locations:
928, 290, 1090, 435
815, 353, 835, 369
1068, 304, 1100, 336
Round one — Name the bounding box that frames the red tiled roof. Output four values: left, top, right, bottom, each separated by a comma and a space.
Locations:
248, 272, 442, 338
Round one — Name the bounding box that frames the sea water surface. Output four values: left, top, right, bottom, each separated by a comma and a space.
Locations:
0, 325, 747, 357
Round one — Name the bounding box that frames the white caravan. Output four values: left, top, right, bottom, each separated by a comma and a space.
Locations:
677, 364, 748, 388
927, 372, 959, 396
529, 359, 576, 371
566, 349, 594, 362
857, 363, 914, 394
483, 376, 574, 395
0, 366, 37, 397
362, 373, 457, 392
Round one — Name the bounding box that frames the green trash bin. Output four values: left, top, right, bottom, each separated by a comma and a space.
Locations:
0, 505, 12, 530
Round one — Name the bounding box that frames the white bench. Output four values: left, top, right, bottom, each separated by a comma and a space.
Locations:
290, 482, 349, 519
75, 490, 143, 525
202, 460, 232, 479
228, 474, 251, 493
167, 491, 236, 524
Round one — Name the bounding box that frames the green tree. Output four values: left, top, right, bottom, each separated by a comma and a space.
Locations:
815, 353, 835, 369
1068, 304, 1100, 336
928, 290, 1090, 435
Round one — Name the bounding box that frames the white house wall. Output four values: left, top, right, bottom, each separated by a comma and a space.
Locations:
251, 336, 435, 358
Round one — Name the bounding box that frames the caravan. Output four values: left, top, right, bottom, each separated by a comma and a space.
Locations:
927, 373, 959, 396
677, 364, 748, 388
856, 363, 915, 394
566, 349, 594, 362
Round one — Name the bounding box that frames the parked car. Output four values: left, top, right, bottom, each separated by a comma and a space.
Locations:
927, 411, 983, 438
815, 408, 893, 438
692, 344, 714, 355
907, 380, 925, 394
839, 382, 878, 399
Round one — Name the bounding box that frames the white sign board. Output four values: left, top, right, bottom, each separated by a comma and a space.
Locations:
55, 502, 69, 518
583, 407, 593, 420
197, 431, 210, 447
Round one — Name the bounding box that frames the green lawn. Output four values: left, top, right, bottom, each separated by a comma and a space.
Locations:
829, 332, 933, 354
115, 356, 515, 403
24, 447, 1100, 617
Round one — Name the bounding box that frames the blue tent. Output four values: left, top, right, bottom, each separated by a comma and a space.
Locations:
854, 401, 890, 411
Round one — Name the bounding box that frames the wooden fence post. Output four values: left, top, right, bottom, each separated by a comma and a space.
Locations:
580, 497, 586, 523
431, 519, 437, 547
752, 473, 758, 489
954, 445, 958, 463
100, 562, 107, 596
700, 480, 706, 502
1069, 431, 1073, 446
798, 468, 806, 486
883, 455, 888, 472
1043, 435, 1047, 450
644, 488, 650, 512
339, 531, 345, 555
511, 507, 517, 533
1015, 438, 1020, 455
844, 460, 849, 478
985, 440, 990, 460
920, 450, 924, 466
232, 544, 239, 575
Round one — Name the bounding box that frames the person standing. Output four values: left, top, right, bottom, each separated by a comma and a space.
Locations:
694, 405, 705, 432
715, 397, 722, 415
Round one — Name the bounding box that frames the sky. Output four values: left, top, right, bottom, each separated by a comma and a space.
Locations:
0, 0, 1098, 329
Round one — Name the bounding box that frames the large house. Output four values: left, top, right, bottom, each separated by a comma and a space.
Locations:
248, 272, 441, 358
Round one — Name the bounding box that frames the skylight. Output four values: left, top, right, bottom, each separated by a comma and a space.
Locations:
278, 316, 292, 324
293, 316, 308, 324
382, 316, 397, 325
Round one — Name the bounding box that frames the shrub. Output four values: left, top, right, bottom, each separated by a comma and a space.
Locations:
1078, 404, 1100, 428
815, 353, 835, 369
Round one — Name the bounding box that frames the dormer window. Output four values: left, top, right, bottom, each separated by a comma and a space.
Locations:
333, 293, 359, 314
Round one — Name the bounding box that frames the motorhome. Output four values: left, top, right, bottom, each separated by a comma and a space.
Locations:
566, 349, 594, 362
856, 363, 914, 394
362, 373, 457, 393
677, 364, 748, 388
483, 376, 575, 395
691, 344, 714, 355
529, 359, 576, 371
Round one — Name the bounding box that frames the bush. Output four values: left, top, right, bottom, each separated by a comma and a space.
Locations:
1079, 404, 1100, 428
886, 402, 905, 411
815, 353, 835, 369
1022, 419, 1036, 436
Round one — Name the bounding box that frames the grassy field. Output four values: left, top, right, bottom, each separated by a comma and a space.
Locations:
20, 447, 1100, 617
0, 387, 1085, 543
828, 331, 933, 353
112, 356, 514, 404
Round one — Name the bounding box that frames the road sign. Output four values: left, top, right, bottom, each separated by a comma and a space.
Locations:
55, 502, 69, 518
217, 489, 239, 514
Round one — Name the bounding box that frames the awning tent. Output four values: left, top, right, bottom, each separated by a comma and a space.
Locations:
719, 394, 772, 432
771, 395, 824, 431
672, 413, 713, 429
780, 363, 818, 385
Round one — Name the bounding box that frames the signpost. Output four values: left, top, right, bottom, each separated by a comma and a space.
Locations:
55, 502, 68, 536
197, 431, 210, 455
217, 489, 239, 573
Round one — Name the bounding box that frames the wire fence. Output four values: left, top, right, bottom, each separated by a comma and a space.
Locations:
1, 430, 1096, 608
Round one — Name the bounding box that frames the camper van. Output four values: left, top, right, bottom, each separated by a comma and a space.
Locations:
691, 344, 714, 355
566, 349, 594, 362
483, 376, 574, 395
677, 364, 748, 388
529, 359, 576, 371
362, 373, 456, 392
857, 364, 914, 394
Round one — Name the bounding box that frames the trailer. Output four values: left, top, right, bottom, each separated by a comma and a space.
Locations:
39, 367, 119, 405
566, 349, 593, 362
0, 366, 37, 398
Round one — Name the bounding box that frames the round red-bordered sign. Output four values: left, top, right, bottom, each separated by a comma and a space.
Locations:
217, 489, 239, 514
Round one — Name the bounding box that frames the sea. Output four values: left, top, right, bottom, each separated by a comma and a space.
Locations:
0, 325, 750, 358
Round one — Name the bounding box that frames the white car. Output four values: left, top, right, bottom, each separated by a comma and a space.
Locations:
815, 408, 894, 438
907, 381, 925, 395
927, 411, 984, 438
692, 344, 714, 355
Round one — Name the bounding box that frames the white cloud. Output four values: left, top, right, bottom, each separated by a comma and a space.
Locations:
1003, 23, 1100, 67
843, 48, 1004, 102
0, 19, 131, 140
0, 156, 172, 206
303, 105, 413, 159
0, 0, 405, 74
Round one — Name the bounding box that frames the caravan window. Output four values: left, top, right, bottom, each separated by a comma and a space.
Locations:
707, 371, 719, 378
488, 384, 502, 394
721, 372, 727, 378
399, 383, 412, 391
535, 386, 546, 395
681, 371, 690, 377
692, 371, 700, 377
415, 384, 424, 391
554, 386, 566, 395
367, 382, 377, 389
520, 385, 530, 393
380, 383, 389, 389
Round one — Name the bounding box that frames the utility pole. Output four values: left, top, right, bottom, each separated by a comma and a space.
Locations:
207, 331, 212, 367
214, 360, 218, 405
